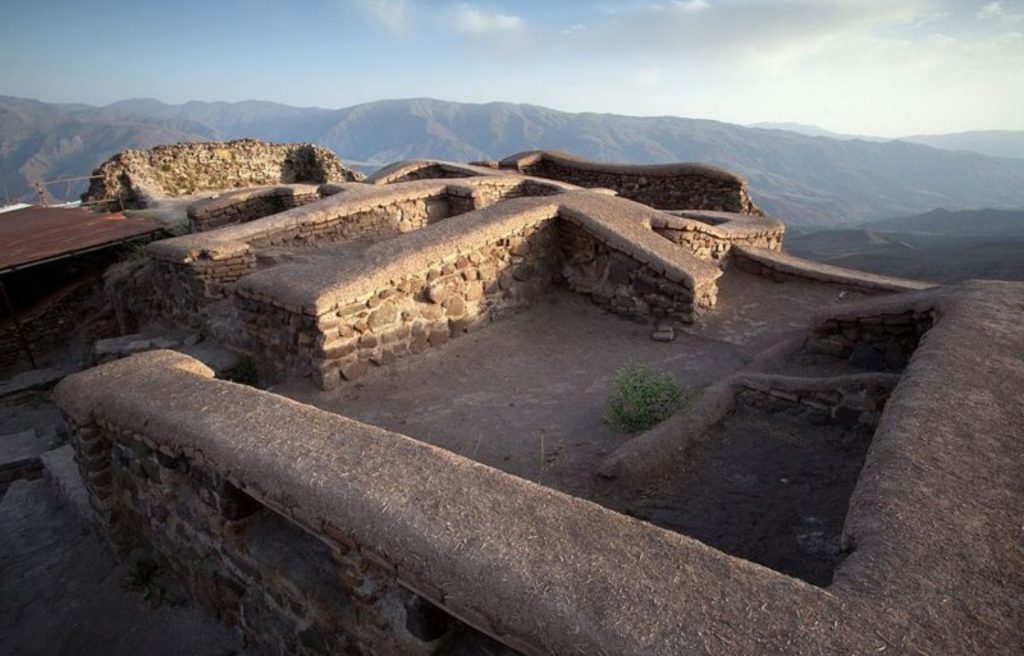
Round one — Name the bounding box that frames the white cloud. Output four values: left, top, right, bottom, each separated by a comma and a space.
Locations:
977, 1, 1024, 21
978, 2, 1004, 19
672, 0, 710, 12
357, 0, 415, 35
449, 4, 525, 35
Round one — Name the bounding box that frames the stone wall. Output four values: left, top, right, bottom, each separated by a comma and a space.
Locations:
733, 246, 934, 294
559, 220, 712, 322
1, 277, 102, 369
57, 350, 887, 655
62, 414, 506, 655
188, 185, 325, 232
652, 211, 784, 262
149, 249, 256, 329
734, 373, 899, 430
499, 150, 763, 215
230, 189, 724, 389
143, 186, 723, 389
805, 309, 935, 371
239, 219, 562, 389
366, 160, 495, 185
143, 179, 572, 331
82, 140, 365, 210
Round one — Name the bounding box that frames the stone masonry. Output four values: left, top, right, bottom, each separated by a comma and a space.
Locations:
497, 150, 764, 215
82, 140, 365, 210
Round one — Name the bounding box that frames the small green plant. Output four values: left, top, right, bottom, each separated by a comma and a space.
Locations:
605, 364, 683, 433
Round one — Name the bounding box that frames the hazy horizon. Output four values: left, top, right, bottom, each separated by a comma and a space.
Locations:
2, 0, 1022, 138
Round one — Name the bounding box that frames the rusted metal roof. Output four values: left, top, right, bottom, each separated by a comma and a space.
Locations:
0, 206, 161, 271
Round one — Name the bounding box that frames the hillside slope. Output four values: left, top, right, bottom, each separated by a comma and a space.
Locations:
3, 96, 1024, 226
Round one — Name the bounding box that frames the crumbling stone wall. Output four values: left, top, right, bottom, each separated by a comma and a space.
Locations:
148, 250, 256, 329
652, 215, 784, 261
61, 418, 505, 655
500, 151, 763, 215
559, 220, 714, 323
240, 220, 562, 389
188, 185, 325, 232
144, 180, 573, 332
805, 310, 935, 371
82, 140, 365, 209
0, 278, 103, 368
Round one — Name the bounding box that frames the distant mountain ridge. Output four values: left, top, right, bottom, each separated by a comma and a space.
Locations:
870, 207, 1024, 236
749, 121, 1024, 159
899, 131, 1024, 160
786, 207, 1024, 284
3, 95, 1024, 227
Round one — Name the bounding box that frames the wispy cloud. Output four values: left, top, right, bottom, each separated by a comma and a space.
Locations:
449, 3, 526, 35
673, 0, 710, 12
977, 1, 1024, 22
355, 0, 415, 35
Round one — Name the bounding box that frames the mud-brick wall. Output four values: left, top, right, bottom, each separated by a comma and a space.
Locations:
241, 220, 562, 389
520, 160, 762, 214
190, 190, 323, 232
653, 225, 783, 261
149, 252, 256, 328
558, 221, 714, 324
63, 420, 506, 656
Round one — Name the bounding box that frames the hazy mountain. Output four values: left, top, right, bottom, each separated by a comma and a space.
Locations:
752, 122, 1024, 159
898, 131, 1024, 160
0, 96, 214, 203
747, 122, 883, 141
870, 207, 1024, 236
3, 95, 1024, 227
786, 208, 1024, 283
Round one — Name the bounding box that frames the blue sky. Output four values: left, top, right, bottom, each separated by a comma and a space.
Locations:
2, 0, 1022, 136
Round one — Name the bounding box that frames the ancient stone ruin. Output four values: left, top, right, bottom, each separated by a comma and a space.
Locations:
52, 147, 1023, 654
82, 139, 365, 210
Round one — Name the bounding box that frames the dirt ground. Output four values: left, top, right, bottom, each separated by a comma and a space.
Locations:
275, 270, 877, 585
279, 271, 862, 499
610, 399, 874, 585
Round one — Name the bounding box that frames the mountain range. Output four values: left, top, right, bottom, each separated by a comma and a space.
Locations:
785, 208, 1024, 283
2, 95, 1023, 227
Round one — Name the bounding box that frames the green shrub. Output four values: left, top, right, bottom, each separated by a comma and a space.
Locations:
605, 364, 683, 433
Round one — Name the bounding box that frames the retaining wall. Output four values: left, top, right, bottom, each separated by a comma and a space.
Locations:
733, 246, 934, 294
499, 150, 763, 215
653, 210, 784, 261
55, 350, 866, 656
187, 184, 326, 232
234, 192, 720, 388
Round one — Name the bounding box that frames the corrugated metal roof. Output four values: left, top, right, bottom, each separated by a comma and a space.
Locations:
0, 206, 161, 271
